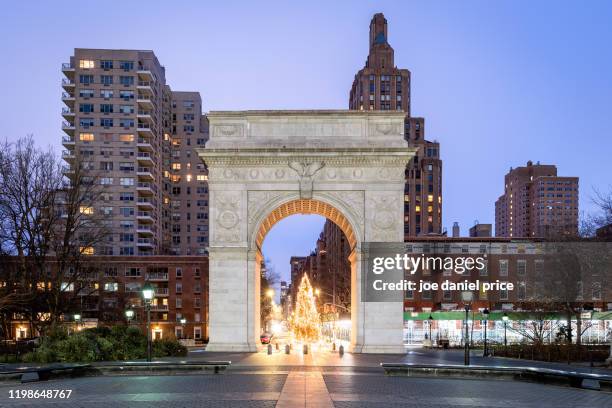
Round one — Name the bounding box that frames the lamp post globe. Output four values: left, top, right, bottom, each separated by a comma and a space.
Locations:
142, 282, 154, 362
142, 282, 155, 301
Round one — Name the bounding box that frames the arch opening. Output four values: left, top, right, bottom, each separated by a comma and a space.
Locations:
254, 199, 358, 350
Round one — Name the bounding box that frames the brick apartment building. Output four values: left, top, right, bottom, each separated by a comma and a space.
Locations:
349, 13, 442, 238
61, 49, 209, 257
8, 257, 209, 342
495, 161, 579, 238
403, 237, 609, 313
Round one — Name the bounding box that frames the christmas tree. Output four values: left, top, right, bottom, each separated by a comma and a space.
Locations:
290, 273, 321, 343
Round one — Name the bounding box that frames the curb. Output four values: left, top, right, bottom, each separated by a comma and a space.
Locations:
381, 363, 612, 391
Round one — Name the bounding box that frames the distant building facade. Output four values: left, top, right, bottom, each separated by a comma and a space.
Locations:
495, 161, 579, 238
469, 223, 492, 238
6, 256, 208, 342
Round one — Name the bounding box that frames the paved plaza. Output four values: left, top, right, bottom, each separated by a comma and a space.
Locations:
0, 348, 610, 407
1, 371, 611, 408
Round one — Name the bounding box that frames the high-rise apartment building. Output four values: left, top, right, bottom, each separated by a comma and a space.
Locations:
349, 13, 442, 238
165, 91, 209, 255
61, 49, 208, 256
495, 161, 579, 238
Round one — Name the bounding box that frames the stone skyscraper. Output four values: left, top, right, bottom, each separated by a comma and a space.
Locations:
349, 13, 442, 238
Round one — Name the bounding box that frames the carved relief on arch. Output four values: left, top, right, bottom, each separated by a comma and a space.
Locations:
366, 192, 403, 242
213, 192, 242, 243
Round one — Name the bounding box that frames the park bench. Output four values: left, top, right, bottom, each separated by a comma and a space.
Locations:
380, 363, 612, 391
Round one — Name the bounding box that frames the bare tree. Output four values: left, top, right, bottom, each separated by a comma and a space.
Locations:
0, 136, 108, 336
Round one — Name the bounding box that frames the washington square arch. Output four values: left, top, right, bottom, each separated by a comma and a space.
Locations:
198, 110, 416, 353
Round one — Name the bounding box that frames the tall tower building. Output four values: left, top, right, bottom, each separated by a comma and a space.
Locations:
349, 13, 442, 237
61, 49, 208, 256
495, 161, 579, 238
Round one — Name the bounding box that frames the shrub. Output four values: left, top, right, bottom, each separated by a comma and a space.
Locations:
24, 325, 187, 363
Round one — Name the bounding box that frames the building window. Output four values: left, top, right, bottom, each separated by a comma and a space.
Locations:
176, 297, 182, 308
517, 260, 526, 276
104, 282, 118, 292
176, 283, 182, 294
499, 260, 508, 276
79, 133, 94, 142
79, 206, 94, 215
79, 59, 95, 69
119, 134, 134, 142
100, 75, 113, 85
120, 178, 134, 186
100, 60, 113, 69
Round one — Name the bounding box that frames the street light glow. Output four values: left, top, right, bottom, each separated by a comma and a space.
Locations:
142, 282, 155, 301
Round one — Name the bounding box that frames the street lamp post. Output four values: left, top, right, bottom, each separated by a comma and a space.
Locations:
142, 282, 154, 362
428, 314, 434, 347
461, 291, 473, 366
482, 308, 489, 357
502, 313, 509, 350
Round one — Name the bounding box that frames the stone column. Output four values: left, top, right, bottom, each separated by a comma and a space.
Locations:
205, 246, 256, 352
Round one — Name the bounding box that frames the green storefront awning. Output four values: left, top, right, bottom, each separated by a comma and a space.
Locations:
404, 311, 612, 321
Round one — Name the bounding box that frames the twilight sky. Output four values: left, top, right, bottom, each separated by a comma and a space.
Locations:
1, 1, 611, 288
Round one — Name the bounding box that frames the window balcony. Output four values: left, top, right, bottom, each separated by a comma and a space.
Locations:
137, 94, 153, 109
137, 197, 155, 209
136, 152, 154, 165
151, 304, 169, 311
61, 121, 75, 135
61, 78, 75, 90
137, 225, 154, 235
137, 237, 154, 246
137, 137, 153, 152
61, 107, 75, 119
62, 135, 75, 147
137, 167, 154, 181
154, 287, 169, 297
137, 81, 153, 94
61, 62, 75, 77
61, 150, 75, 161
61, 92, 75, 107
137, 110, 154, 123
146, 272, 168, 281
137, 123, 153, 138
137, 211, 154, 223
137, 68, 153, 80
137, 182, 154, 196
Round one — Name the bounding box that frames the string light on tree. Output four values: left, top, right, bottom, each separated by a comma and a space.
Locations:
290, 273, 321, 344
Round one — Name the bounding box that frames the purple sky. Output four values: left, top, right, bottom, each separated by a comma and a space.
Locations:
1, 1, 611, 288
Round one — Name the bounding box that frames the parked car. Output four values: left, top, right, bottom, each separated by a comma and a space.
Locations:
260, 333, 273, 344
